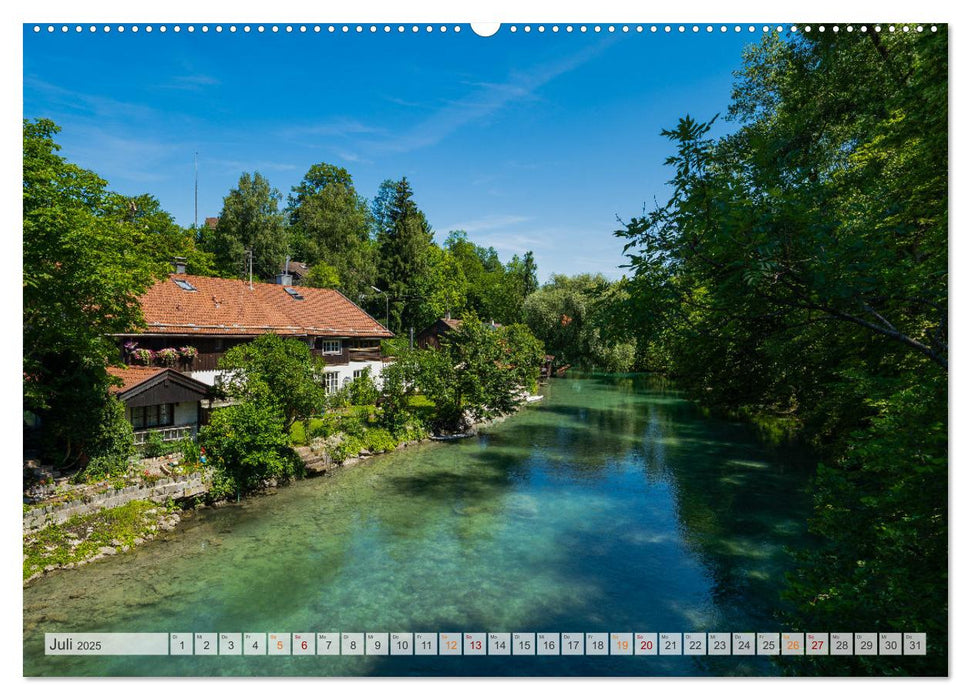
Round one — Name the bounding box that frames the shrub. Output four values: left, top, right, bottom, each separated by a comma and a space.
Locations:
199, 396, 301, 500
327, 384, 351, 410
81, 395, 135, 481
141, 430, 168, 458
347, 367, 380, 406
178, 436, 201, 466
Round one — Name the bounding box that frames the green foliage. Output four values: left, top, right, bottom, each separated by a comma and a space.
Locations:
302, 261, 341, 289
24, 500, 174, 581
209, 172, 288, 280
199, 397, 301, 500
140, 431, 169, 459
81, 395, 135, 480
523, 274, 637, 372
444, 230, 538, 325
376, 356, 416, 432
108, 194, 216, 276
390, 314, 544, 432
23, 119, 167, 467
217, 334, 326, 430
785, 373, 945, 675
347, 366, 380, 406
616, 30, 947, 673
287, 163, 376, 299
179, 437, 201, 466
374, 177, 434, 332
411, 243, 469, 329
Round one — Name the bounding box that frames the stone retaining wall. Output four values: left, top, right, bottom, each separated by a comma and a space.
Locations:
23, 473, 210, 533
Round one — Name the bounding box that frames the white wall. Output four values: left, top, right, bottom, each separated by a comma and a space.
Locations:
324, 360, 388, 392
189, 369, 221, 386
192, 360, 390, 395
174, 401, 198, 432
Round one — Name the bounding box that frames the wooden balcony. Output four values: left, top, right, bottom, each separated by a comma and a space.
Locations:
313, 347, 384, 365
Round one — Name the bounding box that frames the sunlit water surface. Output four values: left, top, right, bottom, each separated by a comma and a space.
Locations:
24, 374, 814, 676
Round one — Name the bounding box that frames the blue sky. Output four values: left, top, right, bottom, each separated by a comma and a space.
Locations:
23, 24, 763, 281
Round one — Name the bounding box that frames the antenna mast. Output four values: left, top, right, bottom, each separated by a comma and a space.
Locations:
193, 152, 199, 229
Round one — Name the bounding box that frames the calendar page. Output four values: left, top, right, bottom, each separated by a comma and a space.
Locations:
21, 9, 949, 683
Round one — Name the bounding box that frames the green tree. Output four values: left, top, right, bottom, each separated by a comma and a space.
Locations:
23, 119, 163, 467
217, 334, 326, 431
403, 315, 544, 431
374, 177, 434, 332
107, 193, 216, 276
616, 30, 947, 673
302, 261, 341, 289
210, 172, 288, 280
347, 366, 380, 406
79, 395, 136, 480
200, 395, 301, 500
442, 231, 535, 324
288, 163, 376, 298
412, 244, 468, 329
523, 274, 636, 372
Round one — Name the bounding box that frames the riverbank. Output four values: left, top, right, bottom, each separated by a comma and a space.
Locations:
23, 500, 182, 584
24, 374, 818, 677
23, 393, 544, 585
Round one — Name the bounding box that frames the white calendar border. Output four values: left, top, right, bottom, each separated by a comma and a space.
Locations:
6, 1, 966, 699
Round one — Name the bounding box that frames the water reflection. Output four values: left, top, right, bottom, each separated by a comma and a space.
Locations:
24, 373, 814, 677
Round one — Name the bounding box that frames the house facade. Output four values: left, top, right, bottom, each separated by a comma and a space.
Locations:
415, 316, 502, 350
115, 272, 394, 399
107, 366, 211, 447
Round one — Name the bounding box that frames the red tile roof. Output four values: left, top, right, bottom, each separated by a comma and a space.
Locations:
286, 260, 311, 278
128, 274, 393, 338
107, 366, 166, 394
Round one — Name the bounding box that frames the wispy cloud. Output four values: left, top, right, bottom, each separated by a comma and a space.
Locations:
61, 128, 189, 186
208, 158, 299, 173
383, 95, 425, 108
281, 118, 386, 139
443, 213, 532, 233
364, 40, 614, 155
335, 150, 372, 165
24, 75, 159, 123
159, 74, 221, 92
472, 231, 553, 253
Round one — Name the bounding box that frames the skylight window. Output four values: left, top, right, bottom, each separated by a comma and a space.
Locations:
174, 279, 197, 292
284, 286, 305, 300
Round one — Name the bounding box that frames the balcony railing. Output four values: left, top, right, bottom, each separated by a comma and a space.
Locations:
133, 424, 195, 446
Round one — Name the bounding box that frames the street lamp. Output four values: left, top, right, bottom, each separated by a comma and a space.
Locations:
370, 285, 390, 331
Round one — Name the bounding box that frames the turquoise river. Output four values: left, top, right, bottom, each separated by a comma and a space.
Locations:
23, 374, 816, 676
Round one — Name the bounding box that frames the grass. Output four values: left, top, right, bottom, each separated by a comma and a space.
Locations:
23, 500, 175, 581
289, 417, 325, 445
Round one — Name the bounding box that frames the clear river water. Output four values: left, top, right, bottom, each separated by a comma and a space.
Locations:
23, 374, 815, 676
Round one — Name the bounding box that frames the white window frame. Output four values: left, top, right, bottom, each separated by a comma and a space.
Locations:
323, 371, 340, 395
353, 369, 364, 380
319, 339, 342, 355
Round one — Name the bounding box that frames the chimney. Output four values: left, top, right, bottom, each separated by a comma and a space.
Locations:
172, 257, 187, 275
276, 255, 293, 286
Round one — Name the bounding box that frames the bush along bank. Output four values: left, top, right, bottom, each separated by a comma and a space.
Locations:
24, 321, 546, 583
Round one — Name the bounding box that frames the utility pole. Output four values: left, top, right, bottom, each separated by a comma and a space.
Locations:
194, 152, 198, 229
370, 285, 389, 331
